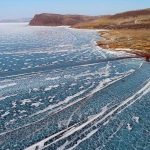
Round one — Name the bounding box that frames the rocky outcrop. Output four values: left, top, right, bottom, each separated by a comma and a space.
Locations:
29, 13, 100, 26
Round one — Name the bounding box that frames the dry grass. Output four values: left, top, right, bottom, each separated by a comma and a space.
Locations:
74, 9, 150, 29
74, 15, 150, 29
97, 29, 150, 56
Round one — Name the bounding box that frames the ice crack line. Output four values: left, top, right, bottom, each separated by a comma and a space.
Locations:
26, 78, 150, 150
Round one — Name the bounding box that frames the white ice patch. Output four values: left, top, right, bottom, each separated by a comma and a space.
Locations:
127, 123, 132, 131
21, 99, 32, 105
33, 88, 39, 92
57, 44, 73, 48
31, 102, 43, 107
132, 116, 139, 123
12, 102, 17, 108
18, 110, 26, 114
0, 94, 17, 101
44, 85, 59, 91
1, 111, 10, 118
45, 77, 60, 81
0, 83, 17, 90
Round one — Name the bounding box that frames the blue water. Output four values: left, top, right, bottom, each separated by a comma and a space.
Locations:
0, 23, 149, 150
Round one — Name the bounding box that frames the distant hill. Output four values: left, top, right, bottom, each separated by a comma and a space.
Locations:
74, 8, 150, 29
29, 13, 100, 26
110, 8, 150, 19
29, 9, 150, 29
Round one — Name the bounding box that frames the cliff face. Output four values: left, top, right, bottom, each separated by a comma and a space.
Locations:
29, 13, 100, 26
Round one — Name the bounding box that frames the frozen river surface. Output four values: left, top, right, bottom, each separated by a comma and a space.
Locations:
0, 23, 149, 150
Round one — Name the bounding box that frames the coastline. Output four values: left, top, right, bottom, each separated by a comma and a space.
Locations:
28, 23, 150, 62
97, 29, 150, 61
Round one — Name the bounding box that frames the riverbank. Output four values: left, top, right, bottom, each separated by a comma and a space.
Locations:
97, 29, 150, 61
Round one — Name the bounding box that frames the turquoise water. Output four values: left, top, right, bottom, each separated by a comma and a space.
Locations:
0, 23, 149, 150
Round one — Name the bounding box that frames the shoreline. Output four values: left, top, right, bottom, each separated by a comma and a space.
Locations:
97, 29, 150, 62
29, 23, 150, 62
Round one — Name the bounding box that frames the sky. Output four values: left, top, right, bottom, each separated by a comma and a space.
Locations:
0, 0, 150, 19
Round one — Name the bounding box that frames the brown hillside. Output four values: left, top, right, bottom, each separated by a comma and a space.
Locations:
110, 8, 150, 19
74, 8, 150, 29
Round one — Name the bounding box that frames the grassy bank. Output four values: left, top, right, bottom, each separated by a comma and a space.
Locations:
97, 29, 150, 56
